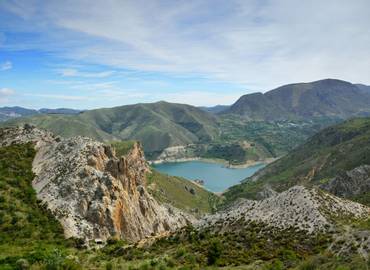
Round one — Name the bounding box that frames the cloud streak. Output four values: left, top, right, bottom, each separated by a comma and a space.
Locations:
25, 93, 86, 101
0, 0, 369, 104
57, 68, 115, 78
1, 61, 12, 71
0, 87, 15, 103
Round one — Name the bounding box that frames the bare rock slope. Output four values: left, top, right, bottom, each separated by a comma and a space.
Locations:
0, 125, 193, 242
198, 186, 370, 233
321, 165, 370, 199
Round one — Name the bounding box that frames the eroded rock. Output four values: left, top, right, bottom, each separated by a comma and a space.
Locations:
0, 125, 194, 243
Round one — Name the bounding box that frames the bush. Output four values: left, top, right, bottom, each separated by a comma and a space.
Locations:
265, 259, 284, 270
15, 258, 30, 270
175, 247, 186, 258
207, 239, 222, 265
105, 262, 113, 270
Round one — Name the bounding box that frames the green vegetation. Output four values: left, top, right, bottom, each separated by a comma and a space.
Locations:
110, 140, 136, 156
351, 192, 370, 206
217, 115, 339, 160
3, 79, 370, 166
3, 109, 339, 165
146, 170, 221, 215
222, 79, 370, 121
224, 117, 370, 202
294, 253, 370, 270
0, 143, 368, 269
102, 222, 332, 269
3, 101, 219, 159
0, 143, 77, 269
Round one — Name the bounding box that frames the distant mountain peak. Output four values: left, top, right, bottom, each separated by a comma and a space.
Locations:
222, 79, 370, 120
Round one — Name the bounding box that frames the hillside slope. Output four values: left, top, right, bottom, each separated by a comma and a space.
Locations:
224, 117, 370, 203
4, 101, 220, 159
0, 126, 199, 243
0, 106, 81, 122
0, 127, 219, 269
0, 143, 68, 266
108, 186, 370, 269
1, 127, 369, 269
222, 79, 370, 120
0, 106, 38, 121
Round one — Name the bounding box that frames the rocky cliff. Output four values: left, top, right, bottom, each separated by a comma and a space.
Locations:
0, 125, 193, 243
198, 186, 370, 234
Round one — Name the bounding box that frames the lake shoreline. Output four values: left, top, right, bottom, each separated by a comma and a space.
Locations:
152, 159, 268, 193
149, 156, 277, 169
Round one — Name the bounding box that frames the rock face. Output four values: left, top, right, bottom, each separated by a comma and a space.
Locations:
0, 125, 193, 242
321, 165, 370, 198
151, 144, 203, 163
198, 186, 370, 233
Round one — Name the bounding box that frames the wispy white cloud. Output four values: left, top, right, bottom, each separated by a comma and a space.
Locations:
24, 93, 86, 101
0, 87, 15, 103
0, 88, 15, 95
0, 0, 370, 97
56, 68, 115, 78
1, 61, 12, 71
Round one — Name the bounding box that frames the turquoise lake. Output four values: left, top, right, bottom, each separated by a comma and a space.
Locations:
153, 160, 266, 192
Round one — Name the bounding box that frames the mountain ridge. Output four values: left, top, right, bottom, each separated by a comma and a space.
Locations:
224, 117, 370, 204
3, 79, 370, 165
222, 79, 370, 120
0, 125, 201, 242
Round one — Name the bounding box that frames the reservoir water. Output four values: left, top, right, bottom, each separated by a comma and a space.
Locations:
153, 160, 266, 193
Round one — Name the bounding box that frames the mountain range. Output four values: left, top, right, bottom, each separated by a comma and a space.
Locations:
0, 106, 82, 122
2, 79, 370, 268
222, 79, 370, 120
2, 79, 370, 163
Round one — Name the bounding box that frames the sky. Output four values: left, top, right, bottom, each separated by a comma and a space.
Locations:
0, 0, 369, 109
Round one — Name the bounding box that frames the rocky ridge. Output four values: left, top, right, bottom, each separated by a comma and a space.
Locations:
198, 186, 370, 233
0, 125, 194, 243
321, 165, 370, 199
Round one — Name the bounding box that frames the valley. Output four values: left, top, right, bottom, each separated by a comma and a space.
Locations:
1, 79, 370, 269
2, 2, 370, 269
2, 80, 351, 166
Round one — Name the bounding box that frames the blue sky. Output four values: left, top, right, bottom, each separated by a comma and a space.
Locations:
0, 0, 369, 109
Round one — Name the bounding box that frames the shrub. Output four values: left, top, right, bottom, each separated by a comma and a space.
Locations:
105, 262, 113, 270
15, 258, 30, 270
207, 239, 222, 265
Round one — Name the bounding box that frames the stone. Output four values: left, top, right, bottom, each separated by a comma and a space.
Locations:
197, 186, 370, 234
0, 126, 195, 243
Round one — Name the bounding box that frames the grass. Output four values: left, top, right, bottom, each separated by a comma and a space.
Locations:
0, 143, 77, 268
146, 169, 221, 215
109, 140, 136, 156
294, 253, 370, 270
